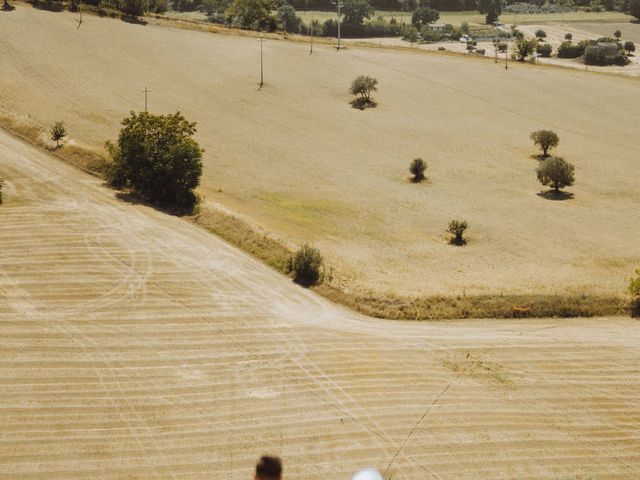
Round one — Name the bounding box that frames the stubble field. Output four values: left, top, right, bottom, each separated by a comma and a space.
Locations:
2, 128, 640, 479
1, 6, 639, 298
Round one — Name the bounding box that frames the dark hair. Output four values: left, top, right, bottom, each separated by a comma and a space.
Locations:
256, 456, 282, 480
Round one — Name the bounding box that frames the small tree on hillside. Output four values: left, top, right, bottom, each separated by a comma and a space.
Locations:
2, 0, 15, 11
530, 129, 559, 157
629, 269, 640, 317
289, 244, 323, 287
624, 41, 635, 55
411, 6, 439, 28
409, 158, 426, 182
614, 29, 622, 40
50, 121, 67, 148
350, 75, 378, 109
536, 156, 574, 194
564, 32, 572, 40
535, 29, 546, 40
448, 220, 468, 246
106, 111, 203, 211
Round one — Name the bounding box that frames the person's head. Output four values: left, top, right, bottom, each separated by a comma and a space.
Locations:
255, 455, 282, 480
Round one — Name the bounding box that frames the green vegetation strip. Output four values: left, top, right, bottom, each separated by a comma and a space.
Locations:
0, 112, 629, 320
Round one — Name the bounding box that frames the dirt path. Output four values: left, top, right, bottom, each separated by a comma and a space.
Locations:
1, 130, 639, 479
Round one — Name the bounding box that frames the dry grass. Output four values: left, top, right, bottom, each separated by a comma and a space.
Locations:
194, 207, 293, 274
315, 284, 628, 319
0, 111, 109, 177
1, 7, 639, 315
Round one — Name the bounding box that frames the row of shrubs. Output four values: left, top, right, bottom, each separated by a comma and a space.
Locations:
557, 38, 634, 66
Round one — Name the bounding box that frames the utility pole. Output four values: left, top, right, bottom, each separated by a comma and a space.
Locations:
332, 0, 344, 50
142, 85, 151, 112
258, 37, 265, 88
310, 23, 314, 55
505, 43, 508, 70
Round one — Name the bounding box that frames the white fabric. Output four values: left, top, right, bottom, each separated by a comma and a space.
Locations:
352, 468, 384, 480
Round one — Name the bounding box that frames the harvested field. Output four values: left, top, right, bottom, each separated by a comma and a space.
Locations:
2, 129, 640, 479
1, 6, 639, 300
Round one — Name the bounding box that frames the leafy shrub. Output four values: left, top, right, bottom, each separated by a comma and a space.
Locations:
536, 157, 575, 193
476, 48, 486, 55
448, 220, 468, 246
420, 25, 445, 41
536, 43, 552, 57
438, 46, 446, 51
409, 158, 426, 182
350, 75, 378, 109
611, 52, 630, 66
531, 129, 559, 157
50, 121, 67, 148
535, 29, 546, 40
106, 111, 203, 211
514, 37, 538, 61
557, 40, 585, 58
629, 269, 640, 317
564, 32, 572, 40
584, 45, 609, 66
632, 0, 640, 22
289, 244, 323, 287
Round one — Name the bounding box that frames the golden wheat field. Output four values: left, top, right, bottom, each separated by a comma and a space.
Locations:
2, 126, 640, 479
1, 7, 640, 298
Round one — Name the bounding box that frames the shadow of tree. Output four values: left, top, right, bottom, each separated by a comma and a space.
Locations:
536, 190, 574, 201
115, 191, 196, 217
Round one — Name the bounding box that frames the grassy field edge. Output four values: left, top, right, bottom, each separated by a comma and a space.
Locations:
0, 111, 630, 321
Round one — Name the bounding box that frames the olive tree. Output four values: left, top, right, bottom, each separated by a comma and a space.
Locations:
409, 158, 426, 182
289, 244, 323, 287
2, 0, 15, 10
564, 32, 572, 40
530, 129, 559, 157
448, 220, 468, 246
106, 111, 203, 211
536, 156, 575, 194
624, 41, 635, 55
50, 121, 67, 148
350, 75, 378, 109
535, 29, 546, 40
614, 29, 622, 39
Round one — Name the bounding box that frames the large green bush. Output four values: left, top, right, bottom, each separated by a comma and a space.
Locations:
584, 45, 608, 66
106, 111, 203, 211
557, 40, 585, 58
289, 244, 324, 287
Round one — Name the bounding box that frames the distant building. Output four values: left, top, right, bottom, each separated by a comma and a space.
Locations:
429, 23, 446, 32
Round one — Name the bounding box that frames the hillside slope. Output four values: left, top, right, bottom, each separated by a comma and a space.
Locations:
1, 7, 639, 296
2, 129, 640, 479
